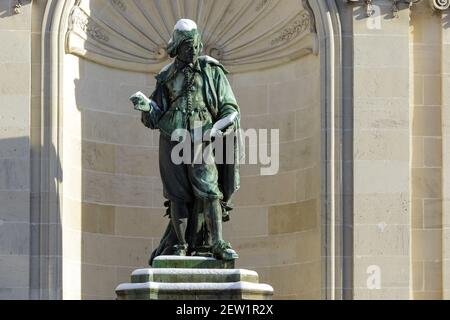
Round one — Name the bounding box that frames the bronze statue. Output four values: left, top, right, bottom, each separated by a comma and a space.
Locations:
130, 19, 243, 264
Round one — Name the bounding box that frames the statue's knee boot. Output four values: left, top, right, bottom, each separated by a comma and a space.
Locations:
203, 199, 223, 244
204, 199, 238, 260
170, 201, 189, 255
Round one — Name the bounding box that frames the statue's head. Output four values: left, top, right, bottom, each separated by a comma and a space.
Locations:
167, 19, 203, 63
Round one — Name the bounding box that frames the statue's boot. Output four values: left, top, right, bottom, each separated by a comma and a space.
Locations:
212, 240, 238, 261
170, 201, 189, 255
204, 199, 239, 260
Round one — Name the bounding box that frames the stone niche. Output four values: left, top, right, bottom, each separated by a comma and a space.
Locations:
60, 0, 323, 300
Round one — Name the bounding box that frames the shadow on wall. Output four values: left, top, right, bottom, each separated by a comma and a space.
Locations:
443, 11, 450, 29
0, 0, 11, 18
0, 135, 62, 299
31, 137, 63, 299
0, 136, 31, 299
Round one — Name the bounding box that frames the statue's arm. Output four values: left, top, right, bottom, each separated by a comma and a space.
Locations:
210, 66, 240, 136
133, 82, 167, 129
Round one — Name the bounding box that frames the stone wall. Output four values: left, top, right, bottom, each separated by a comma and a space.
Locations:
6, 0, 450, 300
344, 0, 450, 300
443, 9, 450, 302
0, 0, 32, 300
411, 3, 443, 300
0, 0, 323, 301
228, 55, 322, 299
349, 2, 412, 299
60, 48, 322, 299
61, 55, 157, 299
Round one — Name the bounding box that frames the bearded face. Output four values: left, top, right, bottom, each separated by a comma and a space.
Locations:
177, 39, 200, 64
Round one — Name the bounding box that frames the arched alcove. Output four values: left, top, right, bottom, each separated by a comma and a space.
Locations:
39, 0, 344, 300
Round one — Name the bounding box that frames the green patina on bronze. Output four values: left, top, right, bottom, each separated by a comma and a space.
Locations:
131, 19, 243, 264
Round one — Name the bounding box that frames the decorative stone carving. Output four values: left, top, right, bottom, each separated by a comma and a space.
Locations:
13, 0, 22, 14
270, 11, 312, 46
346, 0, 425, 17
256, 0, 272, 12
430, 0, 450, 11
111, 0, 126, 12
70, 7, 109, 42
12, 0, 32, 15
66, 0, 318, 73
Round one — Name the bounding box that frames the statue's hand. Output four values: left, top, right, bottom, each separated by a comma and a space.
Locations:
208, 127, 223, 140
222, 123, 235, 136
130, 91, 151, 112
203, 112, 238, 141
201, 127, 223, 142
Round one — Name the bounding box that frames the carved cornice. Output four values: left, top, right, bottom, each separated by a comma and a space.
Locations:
66, 0, 318, 73
70, 7, 109, 42
347, 0, 450, 14
430, 0, 450, 11
346, 0, 426, 16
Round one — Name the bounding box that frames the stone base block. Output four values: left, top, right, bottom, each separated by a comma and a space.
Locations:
116, 281, 274, 300
115, 256, 274, 300
131, 268, 259, 283
152, 255, 235, 269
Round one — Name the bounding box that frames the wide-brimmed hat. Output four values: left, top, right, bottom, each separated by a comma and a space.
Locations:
166, 19, 203, 58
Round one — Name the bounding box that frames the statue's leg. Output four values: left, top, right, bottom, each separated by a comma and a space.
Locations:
204, 198, 238, 261
188, 140, 238, 260
203, 199, 223, 244
170, 201, 189, 255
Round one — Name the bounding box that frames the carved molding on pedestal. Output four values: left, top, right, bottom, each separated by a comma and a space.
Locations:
65, 0, 319, 73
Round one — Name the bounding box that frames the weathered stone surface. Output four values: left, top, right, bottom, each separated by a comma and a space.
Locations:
152, 256, 235, 269
115, 256, 273, 300
131, 268, 259, 284
115, 281, 273, 300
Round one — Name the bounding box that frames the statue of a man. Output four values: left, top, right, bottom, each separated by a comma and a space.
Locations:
131, 19, 243, 263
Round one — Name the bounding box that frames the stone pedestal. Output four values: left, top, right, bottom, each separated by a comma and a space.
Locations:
115, 256, 274, 300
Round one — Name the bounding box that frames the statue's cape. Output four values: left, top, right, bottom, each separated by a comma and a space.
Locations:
198, 55, 244, 204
